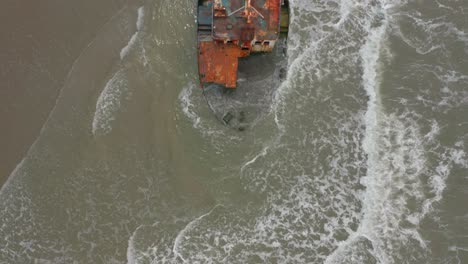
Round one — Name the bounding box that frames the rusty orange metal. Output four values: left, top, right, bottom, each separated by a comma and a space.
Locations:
198, 42, 249, 88
197, 0, 285, 88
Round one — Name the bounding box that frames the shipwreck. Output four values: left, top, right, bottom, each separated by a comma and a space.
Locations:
197, 0, 289, 88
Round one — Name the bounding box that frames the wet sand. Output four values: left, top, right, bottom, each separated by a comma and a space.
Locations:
0, 0, 127, 186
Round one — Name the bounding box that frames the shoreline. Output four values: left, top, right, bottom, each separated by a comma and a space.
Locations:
0, 0, 128, 190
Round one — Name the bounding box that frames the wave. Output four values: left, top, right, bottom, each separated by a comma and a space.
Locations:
92, 70, 129, 136
178, 82, 201, 129
120, 6, 145, 60
124, 0, 467, 263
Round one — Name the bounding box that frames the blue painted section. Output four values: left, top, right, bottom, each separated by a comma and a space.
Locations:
221, 0, 231, 11
198, 5, 213, 26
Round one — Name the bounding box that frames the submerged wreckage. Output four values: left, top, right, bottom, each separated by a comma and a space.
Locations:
197, 0, 289, 88
197, 0, 289, 128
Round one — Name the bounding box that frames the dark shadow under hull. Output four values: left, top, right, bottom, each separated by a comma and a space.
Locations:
202, 37, 288, 131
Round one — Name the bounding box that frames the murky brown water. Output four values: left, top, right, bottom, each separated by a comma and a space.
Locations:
1, 0, 467, 263
0, 0, 128, 185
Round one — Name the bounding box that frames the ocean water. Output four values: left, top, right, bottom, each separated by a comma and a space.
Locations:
1, 0, 467, 263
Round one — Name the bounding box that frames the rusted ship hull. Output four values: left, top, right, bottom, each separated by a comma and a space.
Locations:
197, 0, 289, 89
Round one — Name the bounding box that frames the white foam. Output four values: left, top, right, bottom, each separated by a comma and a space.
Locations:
423, 143, 468, 218
126, 224, 147, 264
120, 33, 139, 60
172, 205, 221, 262
126, 226, 138, 264
120, 6, 145, 60
110, 1, 466, 263
178, 82, 201, 129
136, 7, 144, 31
92, 70, 129, 136
396, 5, 468, 55
0, 159, 25, 194
324, 1, 468, 263
326, 1, 394, 263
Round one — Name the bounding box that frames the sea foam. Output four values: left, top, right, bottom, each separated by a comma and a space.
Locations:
92, 70, 128, 136
120, 6, 145, 60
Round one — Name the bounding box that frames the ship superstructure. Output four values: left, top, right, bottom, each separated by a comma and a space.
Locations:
197, 0, 288, 88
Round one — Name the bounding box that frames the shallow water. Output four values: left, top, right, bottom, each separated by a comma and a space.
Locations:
1, 0, 467, 263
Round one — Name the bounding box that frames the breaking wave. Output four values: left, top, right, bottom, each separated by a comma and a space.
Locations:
0, 0, 454, 263
178, 82, 201, 129
121, 6, 145, 60
152, 0, 467, 263
92, 70, 129, 136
